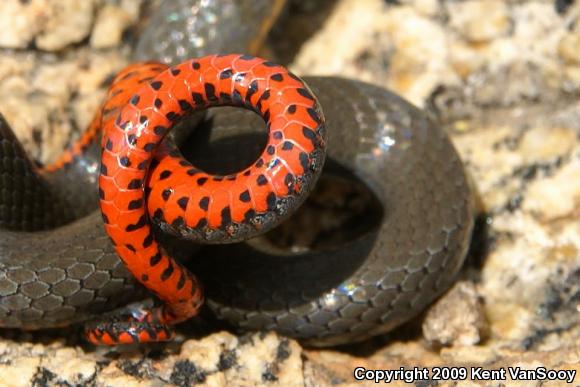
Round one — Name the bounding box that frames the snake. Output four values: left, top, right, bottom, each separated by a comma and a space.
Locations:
0, 1, 474, 346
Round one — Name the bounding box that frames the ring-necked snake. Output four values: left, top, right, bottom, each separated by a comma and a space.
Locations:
0, 56, 472, 344
0, 2, 474, 347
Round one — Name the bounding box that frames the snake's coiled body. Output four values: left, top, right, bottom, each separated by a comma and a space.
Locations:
191, 77, 474, 346
0, 0, 474, 346
0, 70, 473, 345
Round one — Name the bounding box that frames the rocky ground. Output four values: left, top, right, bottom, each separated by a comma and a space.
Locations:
0, 0, 578, 386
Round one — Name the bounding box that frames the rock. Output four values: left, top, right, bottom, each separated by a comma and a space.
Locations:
291, 0, 390, 78
90, 4, 133, 49
524, 157, 579, 227
423, 281, 487, 347
406, 0, 441, 17
558, 26, 580, 65
35, 0, 97, 51
291, 0, 460, 106
0, 332, 303, 386
0, 0, 39, 48
448, 0, 511, 43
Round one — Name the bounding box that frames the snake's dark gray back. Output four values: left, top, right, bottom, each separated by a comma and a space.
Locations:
133, 0, 286, 65
0, 115, 139, 328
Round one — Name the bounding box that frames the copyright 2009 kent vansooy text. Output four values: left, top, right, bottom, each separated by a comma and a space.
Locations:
353, 366, 577, 384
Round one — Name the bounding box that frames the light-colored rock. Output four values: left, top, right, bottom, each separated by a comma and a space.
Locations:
407, 0, 441, 17
448, 0, 511, 43
290, 0, 390, 77
519, 126, 577, 162
0, 357, 41, 387
0, 0, 39, 48
423, 281, 487, 347
523, 158, 580, 221
35, 0, 97, 51
90, 4, 132, 49
558, 26, 580, 65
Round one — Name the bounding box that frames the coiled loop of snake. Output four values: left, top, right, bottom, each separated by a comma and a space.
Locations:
92, 54, 326, 344
0, 2, 473, 347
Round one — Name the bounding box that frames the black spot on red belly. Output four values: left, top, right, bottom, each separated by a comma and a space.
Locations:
270, 73, 283, 82
128, 178, 143, 190
257, 175, 267, 186
160, 262, 174, 281
199, 197, 209, 211
197, 177, 208, 186
153, 208, 165, 222
221, 206, 232, 227
220, 69, 233, 79
178, 100, 191, 111
266, 192, 277, 211
177, 197, 189, 211
299, 152, 309, 173
246, 80, 259, 102
297, 88, 314, 101
191, 61, 200, 70
302, 127, 318, 146
244, 209, 256, 223
172, 216, 185, 228
239, 190, 250, 202
192, 92, 204, 106
170, 68, 181, 76
128, 199, 143, 210
162, 189, 172, 201
307, 108, 322, 125
120, 156, 131, 167
154, 98, 163, 108
150, 81, 162, 90
176, 273, 186, 290
159, 170, 172, 180
165, 112, 179, 121
143, 232, 154, 248
232, 89, 243, 104
204, 83, 218, 102
150, 252, 162, 266
126, 215, 147, 231
195, 218, 208, 229
127, 134, 137, 146
130, 95, 140, 105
